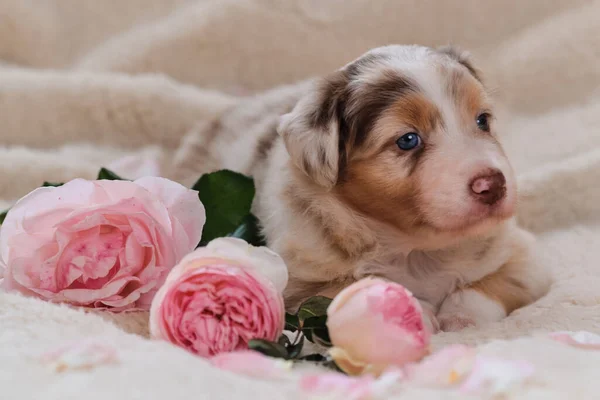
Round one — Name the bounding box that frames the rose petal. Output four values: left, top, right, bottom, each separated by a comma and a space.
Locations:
52, 276, 138, 304
1, 180, 99, 262
174, 238, 288, 293
40, 338, 118, 372
402, 344, 476, 387
210, 350, 292, 380
459, 356, 535, 395
135, 176, 205, 254
93, 181, 174, 235
98, 279, 158, 309
300, 373, 375, 400
549, 331, 600, 349
300, 369, 402, 400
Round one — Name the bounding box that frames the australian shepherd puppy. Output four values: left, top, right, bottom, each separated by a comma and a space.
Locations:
172, 45, 550, 332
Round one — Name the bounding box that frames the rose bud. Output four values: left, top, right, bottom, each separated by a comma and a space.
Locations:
0, 177, 204, 310
326, 277, 430, 375
149, 237, 287, 357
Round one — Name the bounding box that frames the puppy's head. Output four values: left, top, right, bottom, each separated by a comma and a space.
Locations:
278, 45, 516, 238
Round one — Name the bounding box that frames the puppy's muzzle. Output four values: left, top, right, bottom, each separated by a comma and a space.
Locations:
470, 170, 506, 205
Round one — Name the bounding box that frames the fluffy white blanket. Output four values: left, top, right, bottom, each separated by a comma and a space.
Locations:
1, 0, 599, 398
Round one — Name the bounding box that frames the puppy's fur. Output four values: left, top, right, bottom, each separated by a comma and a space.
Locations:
172, 45, 550, 332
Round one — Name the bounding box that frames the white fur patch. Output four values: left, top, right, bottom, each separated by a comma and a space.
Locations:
438, 288, 507, 327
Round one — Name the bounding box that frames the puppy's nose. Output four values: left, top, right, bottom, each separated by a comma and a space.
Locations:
470, 170, 506, 205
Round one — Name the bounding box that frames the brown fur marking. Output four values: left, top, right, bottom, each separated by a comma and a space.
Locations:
344, 69, 417, 149
249, 126, 280, 171
301, 56, 420, 185
446, 69, 487, 124
437, 45, 482, 82
468, 263, 534, 314
283, 182, 372, 259
388, 92, 443, 135
337, 157, 427, 234
335, 90, 446, 234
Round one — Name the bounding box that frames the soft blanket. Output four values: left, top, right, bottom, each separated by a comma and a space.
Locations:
1, 0, 599, 398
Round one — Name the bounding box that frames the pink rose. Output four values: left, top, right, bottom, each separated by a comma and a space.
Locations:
149, 237, 287, 357
326, 277, 430, 375
0, 177, 204, 311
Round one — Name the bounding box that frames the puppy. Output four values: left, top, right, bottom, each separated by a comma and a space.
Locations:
172, 45, 550, 332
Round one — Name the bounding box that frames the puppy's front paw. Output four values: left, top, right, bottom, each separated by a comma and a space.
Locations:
437, 312, 475, 332
418, 300, 440, 334
422, 307, 441, 334
436, 289, 507, 332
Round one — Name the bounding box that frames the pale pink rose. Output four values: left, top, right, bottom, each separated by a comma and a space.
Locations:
149, 237, 287, 357
210, 350, 292, 379
0, 177, 204, 311
326, 277, 430, 375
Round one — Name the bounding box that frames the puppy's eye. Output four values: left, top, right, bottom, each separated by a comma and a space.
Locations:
396, 132, 421, 151
476, 113, 491, 132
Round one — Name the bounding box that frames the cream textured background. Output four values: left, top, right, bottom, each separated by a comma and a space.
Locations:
0, 0, 599, 398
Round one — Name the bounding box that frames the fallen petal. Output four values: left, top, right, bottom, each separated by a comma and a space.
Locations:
40, 338, 119, 372
549, 331, 600, 350
403, 344, 476, 387
210, 350, 292, 380
369, 369, 404, 397
300, 368, 402, 400
300, 373, 375, 400
459, 356, 535, 395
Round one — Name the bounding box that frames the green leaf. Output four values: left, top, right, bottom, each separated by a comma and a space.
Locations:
299, 353, 326, 362
310, 329, 332, 347
284, 313, 300, 332
297, 353, 343, 373
287, 335, 305, 359
193, 170, 255, 245
227, 213, 266, 247
275, 334, 305, 360
0, 209, 7, 225
301, 315, 328, 329
297, 296, 333, 323
248, 339, 289, 359
301, 315, 332, 347
42, 181, 64, 187
97, 167, 126, 181
277, 334, 291, 348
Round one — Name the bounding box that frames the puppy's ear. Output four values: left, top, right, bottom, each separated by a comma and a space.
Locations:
277, 72, 349, 188
437, 45, 482, 82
